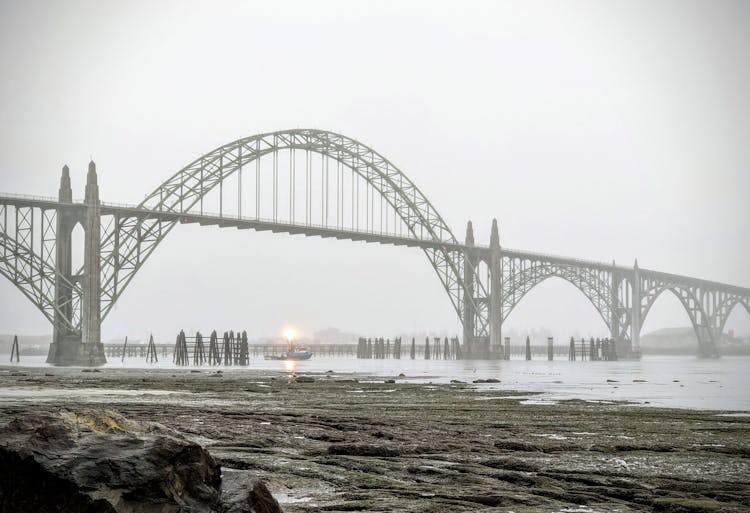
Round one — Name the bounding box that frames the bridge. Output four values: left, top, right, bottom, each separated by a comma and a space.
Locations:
1, 129, 748, 364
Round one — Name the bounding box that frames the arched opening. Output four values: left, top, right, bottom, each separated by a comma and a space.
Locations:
503, 276, 610, 351
721, 301, 750, 354
639, 289, 698, 354
70, 222, 85, 277
103, 130, 467, 339
103, 221, 460, 344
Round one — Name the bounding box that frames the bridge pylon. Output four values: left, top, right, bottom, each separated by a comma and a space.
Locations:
462, 221, 477, 353
489, 219, 502, 352
631, 259, 642, 355
46, 162, 106, 366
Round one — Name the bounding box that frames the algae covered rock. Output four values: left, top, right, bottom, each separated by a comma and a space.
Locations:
0, 409, 282, 513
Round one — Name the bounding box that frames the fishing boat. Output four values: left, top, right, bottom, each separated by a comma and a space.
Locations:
264, 347, 313, 361
265, 328, 313, 360
284, 347, 313, 360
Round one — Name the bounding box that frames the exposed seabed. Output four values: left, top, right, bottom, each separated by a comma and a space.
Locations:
1, 365, 748, 512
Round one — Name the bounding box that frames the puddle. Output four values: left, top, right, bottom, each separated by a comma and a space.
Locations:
274, 494, 312, 504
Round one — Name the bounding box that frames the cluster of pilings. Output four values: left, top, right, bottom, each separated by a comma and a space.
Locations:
492, 336, 620, 361
356, 337, 402, 359
173, 330, 250, 366
357, 337, 462, 360
567, 337, 619, 361
78, 332, 624, 365
104, 335, 162, 361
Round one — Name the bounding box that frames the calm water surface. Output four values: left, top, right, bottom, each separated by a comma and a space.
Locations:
4, 354, 749, 411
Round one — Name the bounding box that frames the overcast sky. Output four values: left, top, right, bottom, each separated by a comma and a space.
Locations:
1, 0, 749, 342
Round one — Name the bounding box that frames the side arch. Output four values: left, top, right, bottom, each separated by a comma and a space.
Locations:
639, 284, 717, 354
502, 260, 614, 331
95, 129, 487, 333
716, 295, 750, 335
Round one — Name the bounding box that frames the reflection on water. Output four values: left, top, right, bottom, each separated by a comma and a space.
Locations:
284, 359, 297, 374
3, 354, 749, 411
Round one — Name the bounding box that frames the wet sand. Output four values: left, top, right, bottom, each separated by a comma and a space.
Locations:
1, 366, 749, 512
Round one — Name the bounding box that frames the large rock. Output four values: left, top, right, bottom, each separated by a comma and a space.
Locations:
219, 471, 284, 513
0, 410, 282, 513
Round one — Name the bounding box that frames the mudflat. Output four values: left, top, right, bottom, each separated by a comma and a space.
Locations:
1, 366, 748, 513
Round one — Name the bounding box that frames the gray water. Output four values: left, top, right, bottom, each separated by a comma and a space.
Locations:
3, 354, 749, 411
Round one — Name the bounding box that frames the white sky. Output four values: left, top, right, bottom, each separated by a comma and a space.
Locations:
1, 0, 749, 342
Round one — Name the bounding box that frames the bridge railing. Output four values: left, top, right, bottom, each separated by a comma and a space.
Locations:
0, 192, 62, 203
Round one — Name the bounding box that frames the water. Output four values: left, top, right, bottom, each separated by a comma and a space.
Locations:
3, 354, 749, 411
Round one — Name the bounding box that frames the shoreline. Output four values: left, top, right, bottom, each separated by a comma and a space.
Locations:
1, 366, 749, 512
1, 363, 749, 413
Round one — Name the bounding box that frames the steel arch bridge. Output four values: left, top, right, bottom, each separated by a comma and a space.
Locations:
0, 128, 748, 363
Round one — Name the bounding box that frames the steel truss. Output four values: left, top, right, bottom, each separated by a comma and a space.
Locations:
0, 204, 82, 330
89, 129, 488, 335
638, 271, 750, 356
499, 254, 618, 330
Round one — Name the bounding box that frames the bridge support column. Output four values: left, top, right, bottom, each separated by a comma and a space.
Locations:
48, 162, 105, 365
489, 219, 502, 353
695, 326, 720, 358
462, 221, 476, 354
81, 161, 105, 364
631, 260, 642, 356
609, 263, 619, 342
48, 165, 79, 364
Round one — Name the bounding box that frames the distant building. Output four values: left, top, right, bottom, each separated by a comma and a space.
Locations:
641, 327, 750, 354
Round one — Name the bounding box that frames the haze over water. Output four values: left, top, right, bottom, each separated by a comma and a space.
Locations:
4, 354, 749, 411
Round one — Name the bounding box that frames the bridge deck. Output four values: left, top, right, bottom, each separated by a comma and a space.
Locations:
1, 192, 748, 295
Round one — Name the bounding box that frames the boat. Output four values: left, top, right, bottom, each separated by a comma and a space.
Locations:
264, 346, 313, 361
285, 347, 313, 360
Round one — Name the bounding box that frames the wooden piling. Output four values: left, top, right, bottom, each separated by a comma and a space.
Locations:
173, 330, 189, 366
222, 332, 232, 366
208, 330, 220, 365
239, 331, 249, 366
121, 336, 128, 362
10, 335, 19, 363
193, 332, 205, 365
525, 336, 531, 360
146, 334, 158, 363
547, 337, 553, 361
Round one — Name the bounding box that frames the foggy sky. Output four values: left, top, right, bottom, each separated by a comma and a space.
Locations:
1, 0, 749, 342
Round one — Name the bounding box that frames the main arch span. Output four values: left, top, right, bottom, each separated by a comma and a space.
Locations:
96, 129, 486, 337
0, 128, 747, 364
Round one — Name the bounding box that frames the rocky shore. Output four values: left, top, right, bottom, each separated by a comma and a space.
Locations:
0, 366, 748, 512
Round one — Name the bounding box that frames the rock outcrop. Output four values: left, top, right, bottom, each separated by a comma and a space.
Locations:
0, 410, 283, 513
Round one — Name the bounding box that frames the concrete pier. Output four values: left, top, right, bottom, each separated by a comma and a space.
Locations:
46, 162, 106, 366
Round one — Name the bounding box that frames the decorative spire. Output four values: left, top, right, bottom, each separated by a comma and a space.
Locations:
634, 258, 639, 270
85, 160, 100, 204
86, 160, 97, 185
465, 220, 474, 246
58, 164, 72, 202
490, 218, 499, 249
